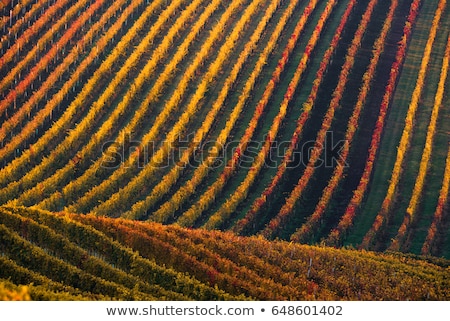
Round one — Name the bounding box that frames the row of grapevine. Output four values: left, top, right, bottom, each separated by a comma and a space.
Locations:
421, 143, 450, 255
0, 0, 154, 163
203, 0, 339, 231
1, 0, 48, 55
13, 0, 207, 207
228, 226, 447, 298
50, 209, 311, 299
0, 0, 34, 33
234, 0, 358, 235
0, 0, 128, 145
128, 0, 285, 222
87, 0, 274, 217
43, 1, 244, 211
329, 0, 422, 248
73, 214, 308, 300
392, 29, 450, 250
0, 0, 165, 184
57, 208, 449, 300
406, 35, 450, 217
308, 1, 398, 243
55, 207, 449, 300
0, 255, 113, 300
0, 0, 175, 201
2, 206, 449, 300
295, 0, 399, 245
382, 0, 447, 250
155, 226, 322, 298
38, 0, 225, 212
62, 0, 250, 215
1, 206, 240, 300
1, 0, 47, 50
262, 0, 380, 239
0, 208, 175, 300
0, 0, 94, 107
362, 0, 443, 250
175, 0, 320, 228
142, 0, 305, 224
0, 0, 71, 69
0, 223, 159, 300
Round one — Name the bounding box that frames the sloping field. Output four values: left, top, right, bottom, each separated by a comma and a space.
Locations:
0, 206, 448, 300
0, 0, 449, 287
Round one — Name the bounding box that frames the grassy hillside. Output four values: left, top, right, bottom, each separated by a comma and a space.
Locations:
0, 206, 448, 300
